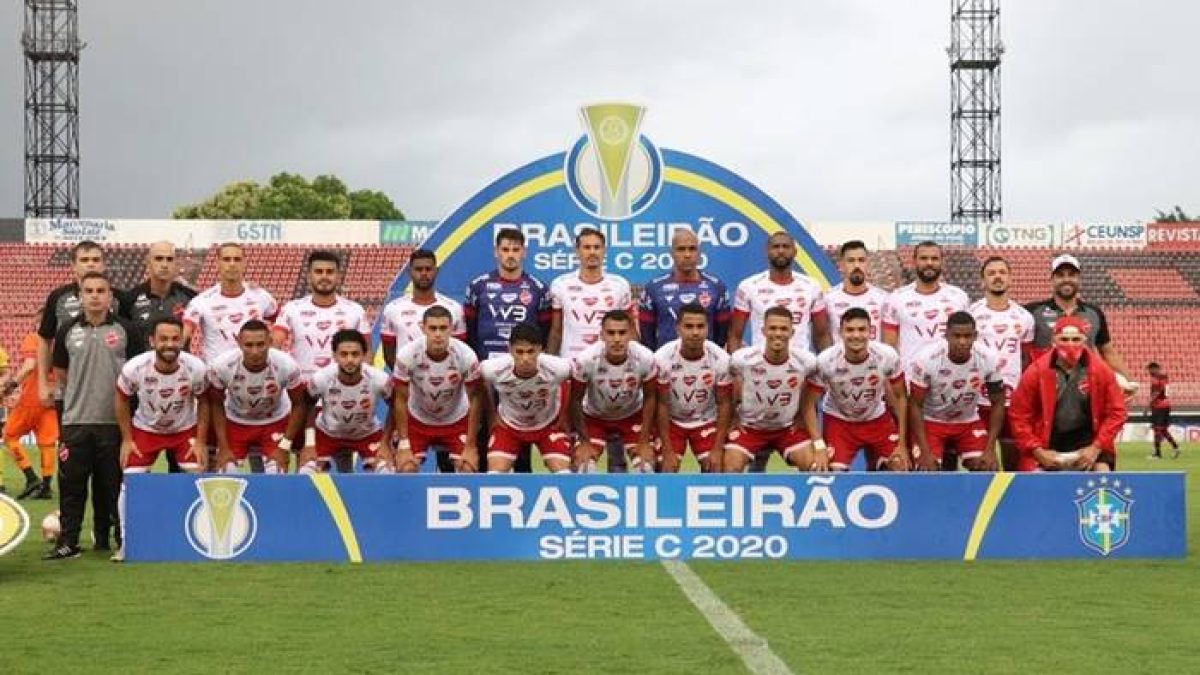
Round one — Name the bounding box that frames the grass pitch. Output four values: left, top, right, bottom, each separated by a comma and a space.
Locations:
1, 442, 1195, 674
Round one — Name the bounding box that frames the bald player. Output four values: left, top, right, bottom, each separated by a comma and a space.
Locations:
638, 227, 731, 350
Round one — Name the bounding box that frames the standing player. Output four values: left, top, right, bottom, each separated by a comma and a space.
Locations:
569, 310, 658, 473
127, 241, 196, 336
1146, 362, 1181, 459
969, 256, 1035, 471
638, 228, 731, 350
823, 241, 889, 343
882, 241, 971, 364
481, 324, 573, 473
802, 308, 909, 472
380, 249, 466, 368
724, 307, 820, 472
298, 330, 393, 474
390, 307, 483, 473
3, 312, 58, 499
654, 303, 733, 473
727, 231, 830, 354
547, 228, 635, 360
907, 312, 1005, 472
183, 243, 278, 362
207, 321, 305, 474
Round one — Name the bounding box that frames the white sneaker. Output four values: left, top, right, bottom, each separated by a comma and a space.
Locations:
110, 546, 125, 563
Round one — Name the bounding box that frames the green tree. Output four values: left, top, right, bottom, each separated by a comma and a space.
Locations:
174, 173, 404, 220
1153, 205, 1193, 222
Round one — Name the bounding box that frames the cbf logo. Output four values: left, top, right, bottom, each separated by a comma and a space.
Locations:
1074, 476, 1133, 556
185, 477, 258, 560
565, 103, 663, 220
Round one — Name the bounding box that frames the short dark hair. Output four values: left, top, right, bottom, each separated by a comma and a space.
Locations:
217, 242, 244, 256
1147, 361, 1161, 371
979, 255, 1009, 275
764, 306, 793, 324
332, 329, 367, 352
839, 240, 867, 258
676, 302, 707, 323
840, 307, 871, 326
913, 241, 942, 257
71, 240, 103, 262
410, 248, 437, 265
78, 271, 110, 287
509, 323, 543, 347
239, 319, 270, 336
422, 305, 452, 323
307, 250, 342, 270
602, 309, 632, 327
495, 228, 525, 246
946, 311, 976, 331
150, 316, 184, 335
575, 228, 605, 247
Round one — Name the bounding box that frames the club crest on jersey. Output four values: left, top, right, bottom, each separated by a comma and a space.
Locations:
698, 291, 712, 307
1075, 477, 1132, 556
186, 477, 257, 561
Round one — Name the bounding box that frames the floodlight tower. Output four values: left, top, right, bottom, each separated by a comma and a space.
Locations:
949, 0, 1002, 224
23, 0, 83, 218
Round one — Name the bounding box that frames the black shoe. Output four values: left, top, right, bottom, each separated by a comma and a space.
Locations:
16, 479, 42, 500
34, 480, 53, 499
43, 544, 82, 561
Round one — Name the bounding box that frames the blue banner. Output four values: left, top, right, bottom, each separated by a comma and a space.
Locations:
125, 473, 1186, 562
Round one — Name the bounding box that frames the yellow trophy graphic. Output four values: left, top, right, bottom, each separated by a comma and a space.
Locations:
580, 103, 645, 219
193, 477, 252, 560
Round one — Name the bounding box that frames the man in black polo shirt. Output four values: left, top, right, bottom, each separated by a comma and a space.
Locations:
45, 272, 143, 560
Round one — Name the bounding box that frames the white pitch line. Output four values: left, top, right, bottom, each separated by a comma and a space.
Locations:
661, 560, 795, 675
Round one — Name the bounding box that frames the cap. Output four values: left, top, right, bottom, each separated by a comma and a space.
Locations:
1051, 254, 1080, 273
1053, 315, 1091, 338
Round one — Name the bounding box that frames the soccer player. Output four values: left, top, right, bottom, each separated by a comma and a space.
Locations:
390, 306, 482, 473
906, 312, 1005, 472
724, 307, 820, 473
480, 324, 573, 473
823, 240, 889, 343
802, 308, 909, 471
547, 228, 635, 360
638, 227, 731, 350
207, 321, 305, 474
298, 330, 393, 474
380, 248, 466, 368
969, 256, 1035, 471
3, 312, 58, 499
1146, 362, 1180, 459
881, 241, 970, 364
654, 303, 733, 473
127, 241, 197, 337
569, 310, 658, 473
727, 231, 830, 354
183, 242, 278, 362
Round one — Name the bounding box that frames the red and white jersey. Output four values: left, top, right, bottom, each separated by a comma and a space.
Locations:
117, 352, 208, 434
549, 272, 634, 359
733, 271, 827, 353
379, 293, 467, 350
393, 337, 480, 426
308, 364, 392, 440
571, 341, 657, 421
655, 339, 733, 429
907, 342, 1002, 424
207, 348, 303, 425
968, 298, 1035, 397
729, 345, 816, 431
183, 284, 278, 362
823, 283, 889, 344
481, 353, 571, 431
881, 282, 970, 364
808, 342, 903, 422
273, 295, 370, 379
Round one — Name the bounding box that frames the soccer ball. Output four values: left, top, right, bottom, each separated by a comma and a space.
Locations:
41, 510, 61, 542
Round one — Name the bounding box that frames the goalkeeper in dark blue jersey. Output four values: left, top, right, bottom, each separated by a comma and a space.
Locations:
638, 228, 731, 350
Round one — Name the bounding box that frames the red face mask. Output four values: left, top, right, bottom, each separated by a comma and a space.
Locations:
1056, 344, 1085, 367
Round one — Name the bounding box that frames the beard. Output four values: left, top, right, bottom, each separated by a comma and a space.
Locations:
848, 271, 866, 286
916, 267, 940, 283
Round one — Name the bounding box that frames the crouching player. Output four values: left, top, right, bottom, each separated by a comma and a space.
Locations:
569, 310, 658, 473
481, 324, 572, 473
724, 307, 819, 472
207, 320, 306, 473
298, 330, 393, 474
802, 308, 909, 471
390, 306, 482, 473
655, 303, 733, 473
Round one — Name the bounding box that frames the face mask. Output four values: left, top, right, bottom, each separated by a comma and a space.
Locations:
1056, 344, 1084, 367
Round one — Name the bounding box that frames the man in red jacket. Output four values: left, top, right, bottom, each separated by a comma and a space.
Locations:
1009, 316, 1127, 471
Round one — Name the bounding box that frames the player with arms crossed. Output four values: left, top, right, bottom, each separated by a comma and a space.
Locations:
207, 321, 305, 474
547, 228, 635, 360
907, 312, 1005, 472
569, 310, 658, 473
298, 330, 393, 474
654, 303, 733, 473
724, 307, 820, 472
390, 306, 483, 473
823, 240, 889, 343
802, 308, 909, 472
727, 231, 830, 354
638, 227, 730, 350
481, 324, 573, 473
882, 241, 970, 363
380, 249, 466, 368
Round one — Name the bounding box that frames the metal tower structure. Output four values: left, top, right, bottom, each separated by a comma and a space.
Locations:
23, 0, 83, 218
949, 0, 1002, 224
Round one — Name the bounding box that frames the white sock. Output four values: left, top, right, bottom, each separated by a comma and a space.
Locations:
264, 459, 279, 475
117, 482, 126, 548
554, 468, 572, 474
223, 461, 240, 474
297, 460, 318, 475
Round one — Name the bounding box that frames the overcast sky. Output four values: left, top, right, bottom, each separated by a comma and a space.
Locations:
1, 1, 1195, 223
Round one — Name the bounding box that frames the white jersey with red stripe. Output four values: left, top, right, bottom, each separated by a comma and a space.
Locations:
732, 270, 827, 353
881, 282, 971, 364
655, 339, 732, 428
481, 353, 571, 431
808, 342, 903, 422
183, 284, 279, 362
571, 341, 657, 421
308, 364, 392, 440
393, 337, 481, 426
117, 351, 208, 434
379, 293, 467, 351
207, 348, 303, 425
549, 271, 634, 360
968, 298, 1035, 397
907, 341, 1002, 424
823, 283, 889, 344
729, 345, 816, 431
274, 295, 370, 379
